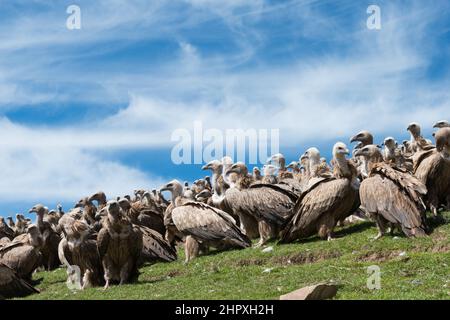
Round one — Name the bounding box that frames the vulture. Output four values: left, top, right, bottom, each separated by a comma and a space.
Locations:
350, 130, 375, 179
252, 167, 262, 181
0, 225, 42, 281
280, 142, 360, 243
119, 195, 165, 236
202, 159, 229, 206
6, 217, 15, 230
413, 127, 450, 214
383, 137, 412, 171
355, 145, 428, 238
407, 122, 434, 153
0, 217, 15, 240
28, 204, 60, 270
58, 218, 104, 289
0, 263, 39, 299
261, 164, 278, 184
75, 197, 97, 226
224, 163, 298, 246
160, 180, 251, 263
89, 191, 108, 210
267, 153, 294, 179
433, 120, 450, 129
118, 198, 176, 264
97, 201, 143, 288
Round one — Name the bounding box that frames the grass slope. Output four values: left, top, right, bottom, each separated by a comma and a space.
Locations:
20, 212, 450, 300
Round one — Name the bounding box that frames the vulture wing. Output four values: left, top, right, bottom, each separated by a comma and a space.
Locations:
224, 184, 298, 226
137, 225, 177, 263
172, 202, 251, 248
280, 178, 356, 243
96, 228, 110, 260
360, 171, 427, 237
0, 263, 39, 299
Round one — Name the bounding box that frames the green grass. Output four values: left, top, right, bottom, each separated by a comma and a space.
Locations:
19, 212, 450, 300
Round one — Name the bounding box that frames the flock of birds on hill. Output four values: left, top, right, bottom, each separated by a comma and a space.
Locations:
1, 120, 449, 299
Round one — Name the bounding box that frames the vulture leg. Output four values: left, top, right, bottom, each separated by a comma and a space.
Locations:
372, 215, 388, 240
239, 213, 259, 240
184, 235, 199, 264
255, 221, 276, 247
102, 258, 112, 290
119, 261, 131, 285
318, 215, 336, 241
82, 270, 93, 290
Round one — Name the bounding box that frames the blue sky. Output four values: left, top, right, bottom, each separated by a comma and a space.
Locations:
0, 0, 450, 216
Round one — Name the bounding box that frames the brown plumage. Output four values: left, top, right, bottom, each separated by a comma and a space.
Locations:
356, 145, 428, 238
0, 217, 15, 240
161, 180, 251, 263
58, 219, 104, 289
280, 142, 360, 243
118, 198, 176, 263
0, 263, 39, 299
0, 225, 42, 281
224, 162, 298, 247
413, 127, 450, 214
97, 201, 143, 288
28, 204, 60, 270
119, 197, 165, 236
407, 122, 434, 153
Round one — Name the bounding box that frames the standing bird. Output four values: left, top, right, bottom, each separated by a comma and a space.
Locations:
355, 145, 428, 239
413, 127, 450, 214
0, 225, 42, 281
58, 219, 104, 289
280, 142, 360, 243
350, 130, 374, 179
160, 180, 251, 263
224, 163, 298, 246
407, 122, 434, 153
0, 217, 15, 240
28, 204, 60, 270
97, 201, 143, 289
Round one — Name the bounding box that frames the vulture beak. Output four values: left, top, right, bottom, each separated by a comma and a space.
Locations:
354, 149, 364, 157
344, 148, 350, 155
227, 164, 239, 174
432, 132, 436, 137
349, 135, 359, 143
265, 156, 273, 164
201, 161, 214, 170
28, 208, 35, 214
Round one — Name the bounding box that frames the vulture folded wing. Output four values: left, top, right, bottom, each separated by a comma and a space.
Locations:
172, 202, 250, 248
361, 175, 426, 237
96, 228, 110, 259
280, 178, 353, 242
138, 226, 177, 263
0, 263, 39, 299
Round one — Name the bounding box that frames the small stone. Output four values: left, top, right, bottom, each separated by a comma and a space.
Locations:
262, 246, 274, 253
411, 279, 422, 285
280, 283, 338, 300
398, 251, 407, 257
262, 268, 273, 273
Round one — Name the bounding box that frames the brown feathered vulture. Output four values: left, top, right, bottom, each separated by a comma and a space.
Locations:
407, 122, 434, 153
0, 263, 39, 299
355, 145, 428, 238
413, 127, 450, 214
28, 204, 60, 270
0, 225, 42, 281
118, 198, 177, 264
0, 217, 15, 240
160, 180, 251, 263
223, 163, 298, 247
97, 200, 143, 289
58, 218, 104, 289
280, 142, 360, 243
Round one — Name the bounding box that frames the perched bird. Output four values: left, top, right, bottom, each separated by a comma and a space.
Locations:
383, 137, 412, 171
28, 204, 60, 270
0, 217, 15, 240
280, 142, 360, 243
413, 127, 450, 214
97, 201, 143, 288
0, 225, 42, 281
58, 219, 103, 289
89, 191, 108, 210
160, 180, 251, 263
355, 145, 428, 239
224, 163, 298, 246
0, 263, 39, 299
261, 164, 278, 184
407, 122, 434, 153
252, 167, 262, 181
350, 130, 375, 179
267, 153, 294, 179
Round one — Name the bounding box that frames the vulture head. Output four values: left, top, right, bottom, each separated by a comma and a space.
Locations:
118, 198, 132, 212
195, 189, 212, 202
228, 162, 248, 176
6, 216, 13, 224
434, 127, 450, 155
383, 137, 396, 150
29, 204, 48, 217
303, 147, 321, 164
332, 142, 350, 159
75, 197, 91, 208
354, 145, 383, 163
263, 164, 278, 177
160, 180, 184, 201
252, 167, 261, 179
433, 120, 450, 128
407, 122, 421, 137
266, 153, 286, 170
201, 160, 223, 175
106, 200, 121, 224
287, 161, 299, 172
88, 191, 107, 205
350, 131, 374, 146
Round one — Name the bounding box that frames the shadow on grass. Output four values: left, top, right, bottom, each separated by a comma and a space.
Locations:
335, 221, 375, 237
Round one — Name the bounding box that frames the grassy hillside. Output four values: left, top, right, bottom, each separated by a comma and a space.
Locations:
20, 212, 450, 300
